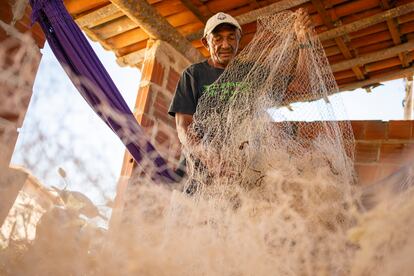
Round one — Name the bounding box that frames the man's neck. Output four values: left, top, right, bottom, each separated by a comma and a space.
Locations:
208, 58, 227, 69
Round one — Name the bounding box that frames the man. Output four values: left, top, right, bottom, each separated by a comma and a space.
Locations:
168, 12, 242, 182
168, 12, 242, 147
168, 10, 311, 181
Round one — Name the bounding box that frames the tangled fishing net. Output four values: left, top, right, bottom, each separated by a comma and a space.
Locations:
120, 11, 358, 275
2, 8, 414, 276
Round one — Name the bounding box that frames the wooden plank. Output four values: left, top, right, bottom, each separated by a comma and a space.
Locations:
116, 49, 146, 67
75, 4, 122, 28
331, 40, 414, 72
109, 0, 203, 63
93, 16, 138, 39
65, 0, 109, 15
186, 0, 310, 41
319, 2, 414, 41
312, 0, 365, 80
338, 65, 414, 91
381, 0, 409, 67
106, 27, 148, 49
180, 0, 208, 23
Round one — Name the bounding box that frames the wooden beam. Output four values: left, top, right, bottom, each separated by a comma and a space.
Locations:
319, 2, 414, 42
381, 0, 410, 67
186, 0, 310, 41
180, 0, 207, 23
404, 75, 413, 119
311, 0, 365, 80
93, 16, 139, 40
116, 49, 146, 68
74, 4, 122, 28
65, 0, 108, 15
338, 65, 414, 92
332, 40, 414, 72
109, 0, 203, 63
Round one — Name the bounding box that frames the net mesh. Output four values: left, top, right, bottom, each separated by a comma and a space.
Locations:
119, 10, 358, 275
2, 9, 414, 276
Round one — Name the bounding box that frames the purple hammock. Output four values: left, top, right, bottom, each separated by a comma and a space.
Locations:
30, 0, 178, 184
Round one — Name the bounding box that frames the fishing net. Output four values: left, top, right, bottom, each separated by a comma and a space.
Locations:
119, 10, 358, 275
3, 6, 414, 276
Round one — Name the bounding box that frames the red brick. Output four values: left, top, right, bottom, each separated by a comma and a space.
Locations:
153, 92, 170, 115
377, 164, 402, 181
297, 122, 324, 140
134, 86, 152, 114
379, 143, 407, 164
150, 60, 165, 86
141, 59, 154, 81
155, 130, 170, 145
388, 120, 412, 139
355, 142, 379, 163
354, 164, 380, 186
138, 114, 154, 128
166, 68, 180, 94
365, 121, 387, 140
153, 109, 174, 125
337, 121, 354, 139
412, 121, 414, 138
350, 121, 366, 140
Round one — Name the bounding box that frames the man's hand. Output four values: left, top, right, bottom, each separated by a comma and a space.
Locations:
294, 8, 312, 42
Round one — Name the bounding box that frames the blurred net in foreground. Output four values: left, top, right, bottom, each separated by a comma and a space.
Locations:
1, 10, 414, 276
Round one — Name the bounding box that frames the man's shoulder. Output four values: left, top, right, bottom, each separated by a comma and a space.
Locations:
183, 60, 209, 75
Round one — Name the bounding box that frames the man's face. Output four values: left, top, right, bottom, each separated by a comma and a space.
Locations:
203, 24, 241, 68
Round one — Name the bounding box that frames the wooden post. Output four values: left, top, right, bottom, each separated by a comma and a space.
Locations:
404, 75, 413, 120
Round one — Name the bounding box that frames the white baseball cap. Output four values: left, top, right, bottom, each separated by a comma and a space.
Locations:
203, 12, 242, 38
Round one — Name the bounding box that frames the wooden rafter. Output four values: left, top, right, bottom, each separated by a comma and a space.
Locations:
311, 0, 365, 80
248, 0, 260, 9
186, 0, 310, 41
75, 4, 121, 28
319, 2, 414, 41
339, 65, 414, 91
331, 40, 414, 72
109, 0, 204, 63
380, 0, 409, 67
180, 0, 208, 23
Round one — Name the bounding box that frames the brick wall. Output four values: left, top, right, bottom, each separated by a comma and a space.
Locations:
112, 40, 191, 228
119, 40, 191, 178
352, 120, 414, 185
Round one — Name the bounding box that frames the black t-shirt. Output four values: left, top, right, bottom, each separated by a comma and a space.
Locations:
168, 60, 224, 117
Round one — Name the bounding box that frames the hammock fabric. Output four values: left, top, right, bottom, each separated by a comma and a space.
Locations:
30, 0, 177, 183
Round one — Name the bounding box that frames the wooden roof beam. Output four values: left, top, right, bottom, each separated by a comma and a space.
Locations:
180, 0, 208, 23
380, 0, 410, 67
75, 4, 122, 28
186, 0, 310, 41
311, 0, 365, 80
339, 64, 414, 92
109, 0, 204, 63
319, 2, 414, 41
331, 40, 414, 72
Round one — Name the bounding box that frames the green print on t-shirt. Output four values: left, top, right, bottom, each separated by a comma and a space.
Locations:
203, 82, 249, 101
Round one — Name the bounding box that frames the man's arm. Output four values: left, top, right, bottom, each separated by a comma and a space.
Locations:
175, 113, 193, 146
